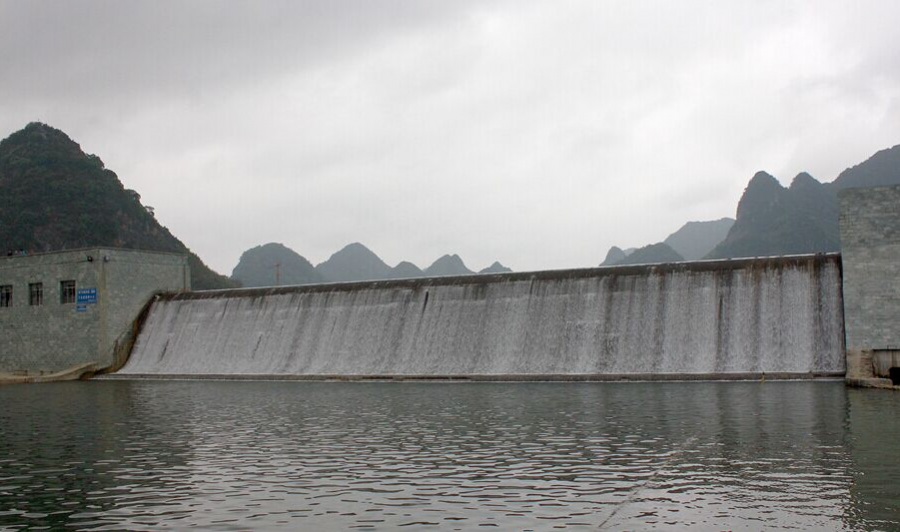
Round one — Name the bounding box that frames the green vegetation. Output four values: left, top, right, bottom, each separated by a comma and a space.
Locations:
604, 143, 900, 264
232, 242, 323, 287
0, 123, 237, 290
707, 146, 900, 260
706, 172, 840, 260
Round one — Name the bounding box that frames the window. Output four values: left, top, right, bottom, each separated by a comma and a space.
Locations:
0, 285, 11, 308
60, 280, 76, 304
29, 283, 43, 306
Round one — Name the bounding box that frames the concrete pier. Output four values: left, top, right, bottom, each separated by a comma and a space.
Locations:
840, 185, 900, 390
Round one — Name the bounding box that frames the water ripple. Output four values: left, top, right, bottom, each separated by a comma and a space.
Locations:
0, 381, 898, 530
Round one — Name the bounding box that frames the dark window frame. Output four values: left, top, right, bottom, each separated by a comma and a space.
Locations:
29, 282, 43, 307
60, 280, 76, 304
0, 285, 11, 308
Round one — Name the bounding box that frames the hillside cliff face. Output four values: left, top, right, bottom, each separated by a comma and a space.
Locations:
705, 172, 839, 260
0, 123, 235, 289
707, 144, 900, 260
601, 144, 900, 264
706, 171, 837, 259
232, 242, 323, 287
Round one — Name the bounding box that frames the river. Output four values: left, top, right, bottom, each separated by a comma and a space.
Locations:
0, 380, 897, 530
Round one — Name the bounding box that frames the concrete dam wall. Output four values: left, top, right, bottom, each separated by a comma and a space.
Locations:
118, 254, 845, 379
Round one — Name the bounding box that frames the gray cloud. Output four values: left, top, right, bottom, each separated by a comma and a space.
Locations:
2, 0, 899, 274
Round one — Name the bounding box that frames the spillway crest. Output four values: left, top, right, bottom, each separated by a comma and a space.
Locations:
120, 255, 845, 378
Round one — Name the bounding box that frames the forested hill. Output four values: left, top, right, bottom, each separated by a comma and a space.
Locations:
706, 144, 900, 260
0, 122, 236, 290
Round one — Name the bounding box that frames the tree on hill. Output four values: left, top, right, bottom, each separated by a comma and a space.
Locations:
0, 122, 236, 290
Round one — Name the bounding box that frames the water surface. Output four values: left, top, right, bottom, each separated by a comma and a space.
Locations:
0, 381, 898, 530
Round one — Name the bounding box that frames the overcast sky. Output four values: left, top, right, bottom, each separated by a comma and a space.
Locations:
2, 1, 899, 274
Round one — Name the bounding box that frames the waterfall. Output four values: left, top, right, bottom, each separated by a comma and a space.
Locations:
118, 255, 845, 378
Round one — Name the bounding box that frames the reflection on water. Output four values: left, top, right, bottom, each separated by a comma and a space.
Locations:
0, 381, 897, 530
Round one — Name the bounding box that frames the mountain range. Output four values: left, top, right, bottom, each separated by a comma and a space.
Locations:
0, 122, 514, 290
232, 241, 512, 287
3, 121, 898, 285
603, 143, 900, 265
602, 219, 733, 266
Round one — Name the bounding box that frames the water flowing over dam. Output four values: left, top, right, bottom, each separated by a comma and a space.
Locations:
118, 254, 845, 379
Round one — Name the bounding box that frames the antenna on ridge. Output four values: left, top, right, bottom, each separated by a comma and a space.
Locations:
267, 262, 282, 286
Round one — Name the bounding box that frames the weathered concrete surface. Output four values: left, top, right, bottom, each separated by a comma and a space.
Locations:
0, 248, 189, 376
0, 362, 96, 384
119, 254, 845, 380
99, 371, 844, 382
872, 350, 900, 379
850, 348, 900, 390
840, 185, 900, 389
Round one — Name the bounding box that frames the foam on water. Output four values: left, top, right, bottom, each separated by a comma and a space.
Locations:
119, 255, 845, 377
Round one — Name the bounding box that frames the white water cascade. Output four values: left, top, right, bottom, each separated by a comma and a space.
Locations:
118, 255, 845, 378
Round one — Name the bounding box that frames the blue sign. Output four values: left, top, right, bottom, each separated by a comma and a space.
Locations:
76, 304, 88, 312
77, 288, 98, 304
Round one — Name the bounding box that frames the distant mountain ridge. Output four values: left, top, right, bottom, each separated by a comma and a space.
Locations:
601, 217, 731, 267
480, 261, 512, 274
702, 143, 900, 260
231, 241, 513, 286
616, 243, 684, 265
391, 261, 424, 279
315, 242, 393, 283
831, 144, 900, 190
0, 122, 236, 290
7, 123, 897, 288
664, 218, 734, 260
232, 243, 323, 287
604, 143, 900, 264
425, 254, 473, 277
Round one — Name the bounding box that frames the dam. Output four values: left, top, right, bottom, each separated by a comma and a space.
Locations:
9, 186, 900, 383
116, 254, 845, 380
